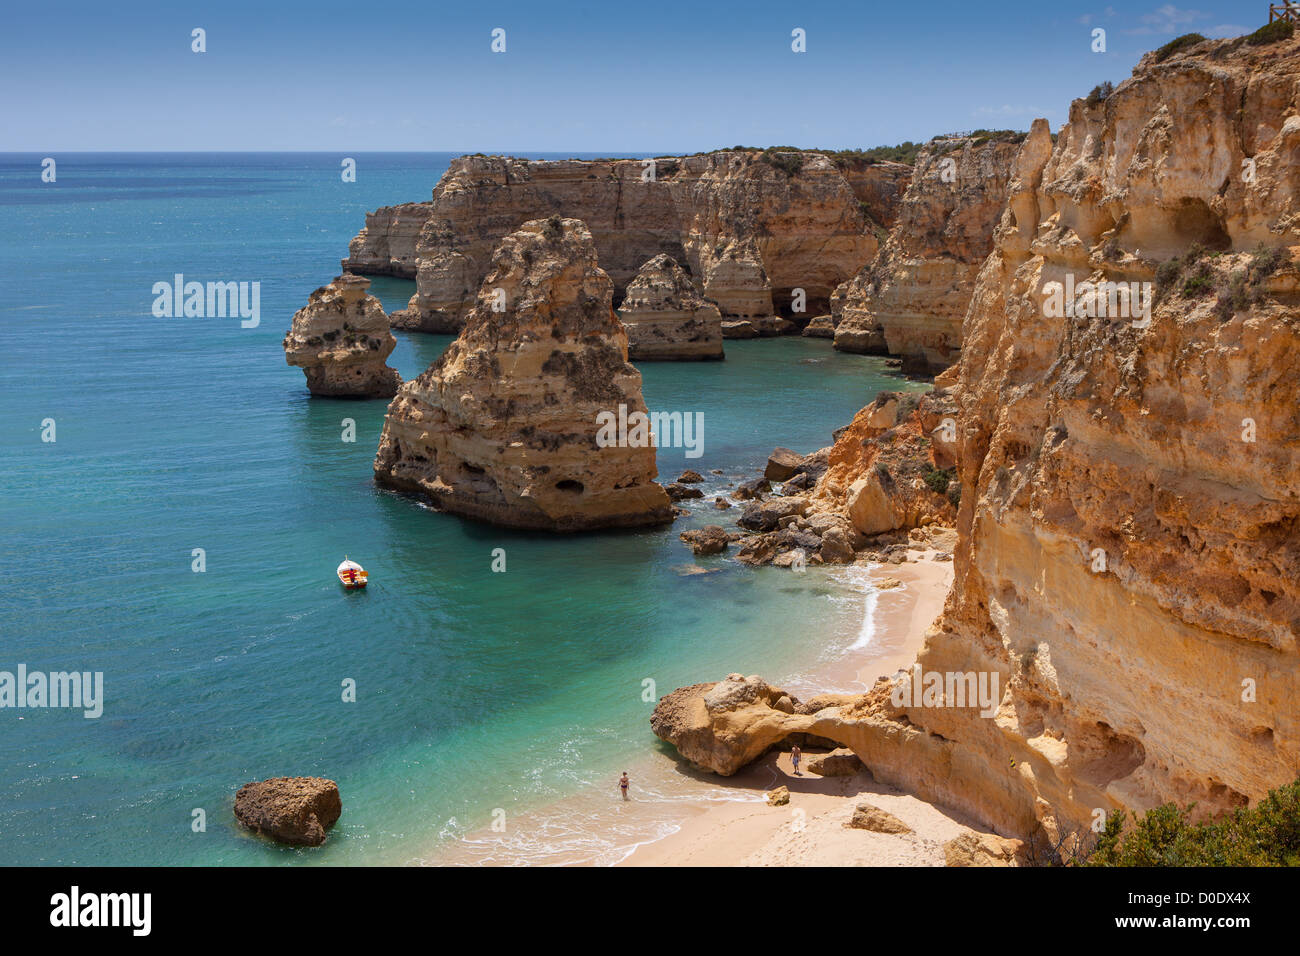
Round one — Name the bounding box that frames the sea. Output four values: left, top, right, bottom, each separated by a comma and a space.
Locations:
0, 152, 924, 864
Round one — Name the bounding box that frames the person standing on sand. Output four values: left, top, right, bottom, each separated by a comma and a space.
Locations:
619, 772, 630, 800
791, 744, 802, 776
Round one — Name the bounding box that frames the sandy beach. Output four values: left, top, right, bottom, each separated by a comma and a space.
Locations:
618, 547, 971, 866
432, 546, 967, 867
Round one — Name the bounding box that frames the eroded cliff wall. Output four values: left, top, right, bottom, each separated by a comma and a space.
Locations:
344, 151, 907, 333
833, 135, 1021, 371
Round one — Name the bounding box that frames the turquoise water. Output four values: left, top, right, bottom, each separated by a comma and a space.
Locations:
0, 153, 921, 865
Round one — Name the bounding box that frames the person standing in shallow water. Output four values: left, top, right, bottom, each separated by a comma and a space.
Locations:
619, 772, 630, 800
791, 744, 802, 776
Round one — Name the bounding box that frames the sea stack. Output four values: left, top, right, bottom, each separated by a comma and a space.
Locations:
283, 274, 401, 397
373, 216, 674, 531
618, 254, 724, 360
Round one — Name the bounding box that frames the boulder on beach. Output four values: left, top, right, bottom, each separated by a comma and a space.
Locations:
234, 776, 342, 847
846, 802, 912, 833
807, 748, 865, 776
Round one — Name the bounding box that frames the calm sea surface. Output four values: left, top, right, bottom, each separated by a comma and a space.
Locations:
0, 152, 921, 864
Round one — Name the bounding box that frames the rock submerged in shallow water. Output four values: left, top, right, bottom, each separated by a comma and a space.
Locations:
680, 525, 730, 556
283, 275, 401, 398
733, 477, 770, 500
234, 776, 341, 847
665, 482, 705, 502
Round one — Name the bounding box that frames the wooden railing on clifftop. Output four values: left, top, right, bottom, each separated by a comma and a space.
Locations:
1271, 3, 1300, 23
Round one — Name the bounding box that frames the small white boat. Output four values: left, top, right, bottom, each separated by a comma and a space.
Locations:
337, 557, 368, 589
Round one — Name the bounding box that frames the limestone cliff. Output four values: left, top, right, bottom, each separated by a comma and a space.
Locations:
618, 254, 724, 360
283, 274, 401, 398
833, 134, 1022, 371
656, 31, 1300, 852
356, 151, 906, 333
341, 202, 433, 278
373, 217, 673, 531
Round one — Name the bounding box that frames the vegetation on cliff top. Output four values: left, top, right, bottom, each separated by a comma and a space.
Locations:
1086, 778, 1300, 866
1246, 18, 1295, 46
1085, 81, 1115, 106
1154, 32, 1208, 62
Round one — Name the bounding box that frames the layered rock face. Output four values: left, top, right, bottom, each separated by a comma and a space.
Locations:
373, 217, 673, 531
656, 34, 1300, 850
833, 135, 1022, 371
341, 202, 432, 278
618, 254, 724, 360
363, 151, 906, 333
283, 274, 401, 397
835, 158, 913, 231
927, 36, 1300, 840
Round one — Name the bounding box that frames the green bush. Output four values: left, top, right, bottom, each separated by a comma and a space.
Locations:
1247, 19, 1295, 46
923, 468, 954, 495
1089, 778, 1300, 866
760, 149, 804, 177
1154, 33, 1207, 62
1086, 81, 1115, 106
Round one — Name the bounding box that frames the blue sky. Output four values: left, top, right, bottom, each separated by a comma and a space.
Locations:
2, 1, 1268, 152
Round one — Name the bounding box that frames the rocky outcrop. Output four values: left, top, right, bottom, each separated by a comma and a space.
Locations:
655, 33, 1300, 853
283, 274, 401, 397
373, 217, 673, 531
341, 202, 433, 278
618, 254, 724, 360
363, 151, 907, 332
233, 777, 341, 847
805, 389, 959, 537
833, 134, 1022, 371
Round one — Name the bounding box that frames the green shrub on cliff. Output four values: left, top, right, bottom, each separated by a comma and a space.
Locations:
1154, 33, 1207, 62
759, 148, 805, 177
1085, 81, 1115, 106
923, 468, 954, 495
1088, 778, 1300, 866
1247, 19, 1294, 46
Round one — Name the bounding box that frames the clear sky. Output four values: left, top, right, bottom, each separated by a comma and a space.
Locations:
2, 1, 1268, 152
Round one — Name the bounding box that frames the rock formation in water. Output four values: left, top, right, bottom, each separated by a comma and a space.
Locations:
832, 134, 1022, 371
373, 216, 673, 531
343, 151, 907, 334
233, 777, 342, 847
618, 254, 724, 360
341, 202, 433, 278
283, 274, 401, 397
656, 31, 1300, 853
